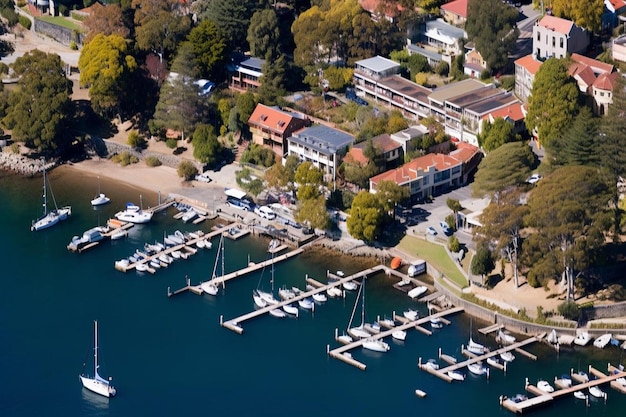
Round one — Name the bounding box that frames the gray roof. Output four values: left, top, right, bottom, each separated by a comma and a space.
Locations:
407, 44, 443, 61
428, 79, 487, 104
355, 55, 400, 73
380, 75, 432, 104
425, 18, 467, 40
240, 57, 265, 71
290, 125, 354, 155
465, 93, 518, 116
446, 85, 501, 108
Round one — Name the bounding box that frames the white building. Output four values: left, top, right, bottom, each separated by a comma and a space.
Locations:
532, 15, 589, 60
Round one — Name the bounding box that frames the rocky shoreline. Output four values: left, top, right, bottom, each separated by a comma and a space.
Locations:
0, 150, 56, 176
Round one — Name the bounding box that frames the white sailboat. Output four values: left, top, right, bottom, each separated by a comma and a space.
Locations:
201, 234, 224, 296
346, 276, 371, 340
31, 165, 72, 231
362, 338, 390, 352
79, 320, 116, 398
253, 243, 280, 307
91, 176, 110, 206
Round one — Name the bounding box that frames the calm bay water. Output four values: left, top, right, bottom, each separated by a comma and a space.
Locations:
0, 167, 624, 416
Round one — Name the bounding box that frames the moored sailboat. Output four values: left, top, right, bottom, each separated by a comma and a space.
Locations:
79, 320, 116, 398
201, 234, 224, 296
31, 165, 72, 231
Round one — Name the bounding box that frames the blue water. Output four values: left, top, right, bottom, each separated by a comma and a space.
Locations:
1, 167, 624, 416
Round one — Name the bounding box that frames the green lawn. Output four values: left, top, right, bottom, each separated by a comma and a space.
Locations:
36, 16, 83, 32
398, 235, 468, 288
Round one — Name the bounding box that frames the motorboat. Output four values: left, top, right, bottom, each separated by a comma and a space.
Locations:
269, 308, 286, 318
500, 351, 515, 362
615, 376, 626, 387
110, 229, 128, 240
336, 270, 345, 277
79, 321, 116, 398
31, 165, 72, 231
278, 287, 296, 300
467, 362, 488, 376
149, 259, 161, 269
467, 337, 488, 355
362, 338, 390, 352
337, 334, 352, 344
115, 203, 153, 224
201, 280, 219, 296
380, 318, 395, 328
348, 325, 371, 340
408, 286, 428, 299
556, 374, 572, 388
392, 330, 406, 341
196, 239, 206, 249
407, 260, 426, 277
135, 263, 149, 272
536, 380, 555, 393
486, 356, 502, 367
574, 331, 592, 346
171, 250, 182, 260
510, 394, 528, 403
447, 370, 465, 381
159, 254, 173, 264
364, 322, 381, 335
181, 208, 198, 223
574, 370, 589, 383
298, 297, 314, 310
282, 303, 299, 317
589, 386, 606, 398
430, 317, 444, 329
327, 287, 343, 297
91, 176, 110, 206
573, 391, 588, 400
593, 333, 612, 349
423, 359, 439, 370
403, 309, 418, 321
343, 281, 358, 291
397, 278, 411, 287
312, 292, 327, 303
67, 226, 107, 251
497, 330, 516, 345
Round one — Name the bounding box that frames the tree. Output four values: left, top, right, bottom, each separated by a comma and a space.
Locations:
247, 8, 281, 60
295, 196, 330, 230
525, 58, 580, 150
264, 161, 291, 190
471, 244, 495, 285
347, 190, 384, 242
83, 3, 131, 44
192, 124, 223, 166
446, 198, 462, 214
478, 117, 521, 152
3, 50, 73, 154
236, 92, 257, 129
185, 19, 228, 81
240, 143, 275, 167
553, 106, 600, 167
472, 142, 534, 197
552, 0, 603, 33
78, 34, 137, 118
524, 166, 611, 300
257, 54, 287, 106
374, 180, 408, 214
295, 161, 324, 201
132, 0, 191, 60
417, 0, 446, 14
465, 0, 519, 72
195, 0, 261, 51
177, 160, 198, 180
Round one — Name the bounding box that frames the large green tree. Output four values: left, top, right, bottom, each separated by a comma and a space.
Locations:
83, 3, 131, 44
195, 0, 262, 51
347, 190, 384, 242
553, 106, 600, 167
295, 196, 330, 230
78, 34, 137, 118
478, 117, 521, 152
192, 124, 224, 166
465, 0, 519, 72
247, 8, 281, 60
523, 166, 611, 299
525, 58, 580, 150
185, 19, 228, 81
472, 142, 534, 197
3, 50, 73, 154
295, 161, 324, 201
132, 0, 191, 60
374, 180, 409, 215
551, 0, 604, 33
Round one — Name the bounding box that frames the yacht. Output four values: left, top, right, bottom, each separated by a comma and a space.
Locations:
115, 203, 153, 224
536, 380, 555, 393
362, 338, 390, 352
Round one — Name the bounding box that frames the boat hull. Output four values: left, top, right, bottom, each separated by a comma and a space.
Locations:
80, 375, 115, 398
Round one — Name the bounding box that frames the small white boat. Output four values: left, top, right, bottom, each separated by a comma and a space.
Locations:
362, 338, 390, 352
486, 356, 502, 367
430, 317, 443, 329
91, 193, 111, 207
467, 362, 488, 376
573, 391, 588, 400
336, 270, 345, 277
203, 240, 213, 249
278, 287, 296, 300
615, 376, 626, 387
343, 281, 358, 291
171, 250, 182, 260
196, 239, 206, 249
79, 321, 116, 397
392, 330, 406, 341
337, 334, 352, 344
114, 202, 152, 224
536, 380, 555, 393
181, 209, 198, 223
110, 229, 128, 240
574, 331, 592, 346
556, 374, 572, 388
415, 389, 427, 398
574, 370, 589, 383
403, 309, 418, 321
589, 385, 606, 398
159, 254, 173, 264
593, 333, 612, 349
408, 286, 428, 299
380, 318, 395, 328
312, 292, 327, 303
327, 287, 343, 297
149, 259, 161, 269
201, 281, 219, 296
397, 278, 411, 287
497, 330, 516, 345
257, 289, 279, 306
298, 297, 314, 310
282, 303, 299, 317
423, 359, 439, 370
135, 263, 149, 272
269, 308, 286, 318
510, 394, 528, 403
447, 370, 465, 381
253, 290, 268, 308
467, 337, 488, 355
348, 325, 371, 340
500, 351, 515, 362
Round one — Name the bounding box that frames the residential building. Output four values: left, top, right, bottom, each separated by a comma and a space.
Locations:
369, 142, 482, 201
248, 104, 310, 158
612, 34, 626, 62
592, 71, 620, 115
344, 133, 403, 171
284, 125, 355, 182
532, 15, 589, 60
480, 102, 527, 136
416, 18, 467, 56
406, 43, 444, 68
358, 0, 402, 22
569, 53, 616, 115
464, 46, 487, 78
390, 125, 429, 155
228, 55, 264, 92
602, 0, 626, 32
514, 54, 543, 102
441, 0, 468, 26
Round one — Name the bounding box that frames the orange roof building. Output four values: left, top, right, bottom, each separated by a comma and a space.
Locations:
441, 0, 468, 26
248, 104, 310, 157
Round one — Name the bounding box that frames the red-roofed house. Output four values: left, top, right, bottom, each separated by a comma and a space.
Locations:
603, 0, 626, 31
514, 54, 543, 102
344, 134, 403, 169
481, 102, 527, 136
248, 104, 310, 157
533, 15, 589, 60
369, 143, 482, 201
359, 0, 403, 22
568, 54, 617, 115
441, 0, 468, 26
592, 72, 620, 115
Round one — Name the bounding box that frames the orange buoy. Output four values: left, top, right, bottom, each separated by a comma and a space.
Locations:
390, 257, 402, 270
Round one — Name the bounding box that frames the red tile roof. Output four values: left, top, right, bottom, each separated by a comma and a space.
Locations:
359, 0, 403, 17
538, 15, 574, 35
441, 0, 468, 18
482, 102, 525, 122
248, 104, 297, 135
593, 71, 619, 91
450, 142, 481, 163
570, 53, 614, 75
514, 54, 542, 75
569, 62, 596, 89
370, 153, 461, 186
607, 0, 626, 12
344, 147, 368, 165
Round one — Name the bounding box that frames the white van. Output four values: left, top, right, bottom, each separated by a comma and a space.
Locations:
254, 205, 276, 220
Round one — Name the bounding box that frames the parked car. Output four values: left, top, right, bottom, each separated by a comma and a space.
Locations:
526, 174, 542, 184
427, 226, 437, 235
254, 205, 276, 220
194, 172, 212, 183
439, 221, 450, 235
227, 197, 254, 211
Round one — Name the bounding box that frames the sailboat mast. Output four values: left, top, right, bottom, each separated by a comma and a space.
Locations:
42, 166, 47, 215
360, 277, 366, 326
94, 320, 99, 374
220, 235, 225, 288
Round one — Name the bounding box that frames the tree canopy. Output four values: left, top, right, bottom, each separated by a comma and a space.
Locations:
3, 50, 73, 154
472, 142, 535, 196
195, 0, 261, 51
550, 0, 604, 33
347, 190, 384, 242
465, 0, 519, 72
132, 0, 191, 60
247, 8, 281, 60
192, 124, 223, 166
82, 3, 131, 44
525, 58, 580, 150
478, 117, 521, 152
185, 19, 228, 81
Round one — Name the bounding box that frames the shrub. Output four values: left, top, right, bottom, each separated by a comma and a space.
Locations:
9, 142, 20, 154
177, 160, 198, 180
18, 15, 31, 29
165, 138, 178, 149
448, 235, 460, 253
69, 41, 78, 51
145, 156, 162, 167
111, 152, 139, 166
557, 301, 580, 321
127, 130, 147, 149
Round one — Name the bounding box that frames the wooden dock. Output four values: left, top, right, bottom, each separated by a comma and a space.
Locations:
67, 221, 135, 253
327, 307, 464, 371
478, 323, 504, 335
501, 364, 626, 414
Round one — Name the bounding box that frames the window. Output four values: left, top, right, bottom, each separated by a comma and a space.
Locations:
537, 32, 541, 42
560, 37, 563, 48
552, 37, 555, 47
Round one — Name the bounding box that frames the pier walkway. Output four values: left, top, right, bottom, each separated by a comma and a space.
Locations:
328, 307, 464, 371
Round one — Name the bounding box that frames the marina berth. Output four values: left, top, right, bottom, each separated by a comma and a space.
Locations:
574, 330, 592, 346
593, 333, 612, 349
114, 202, 153, 224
